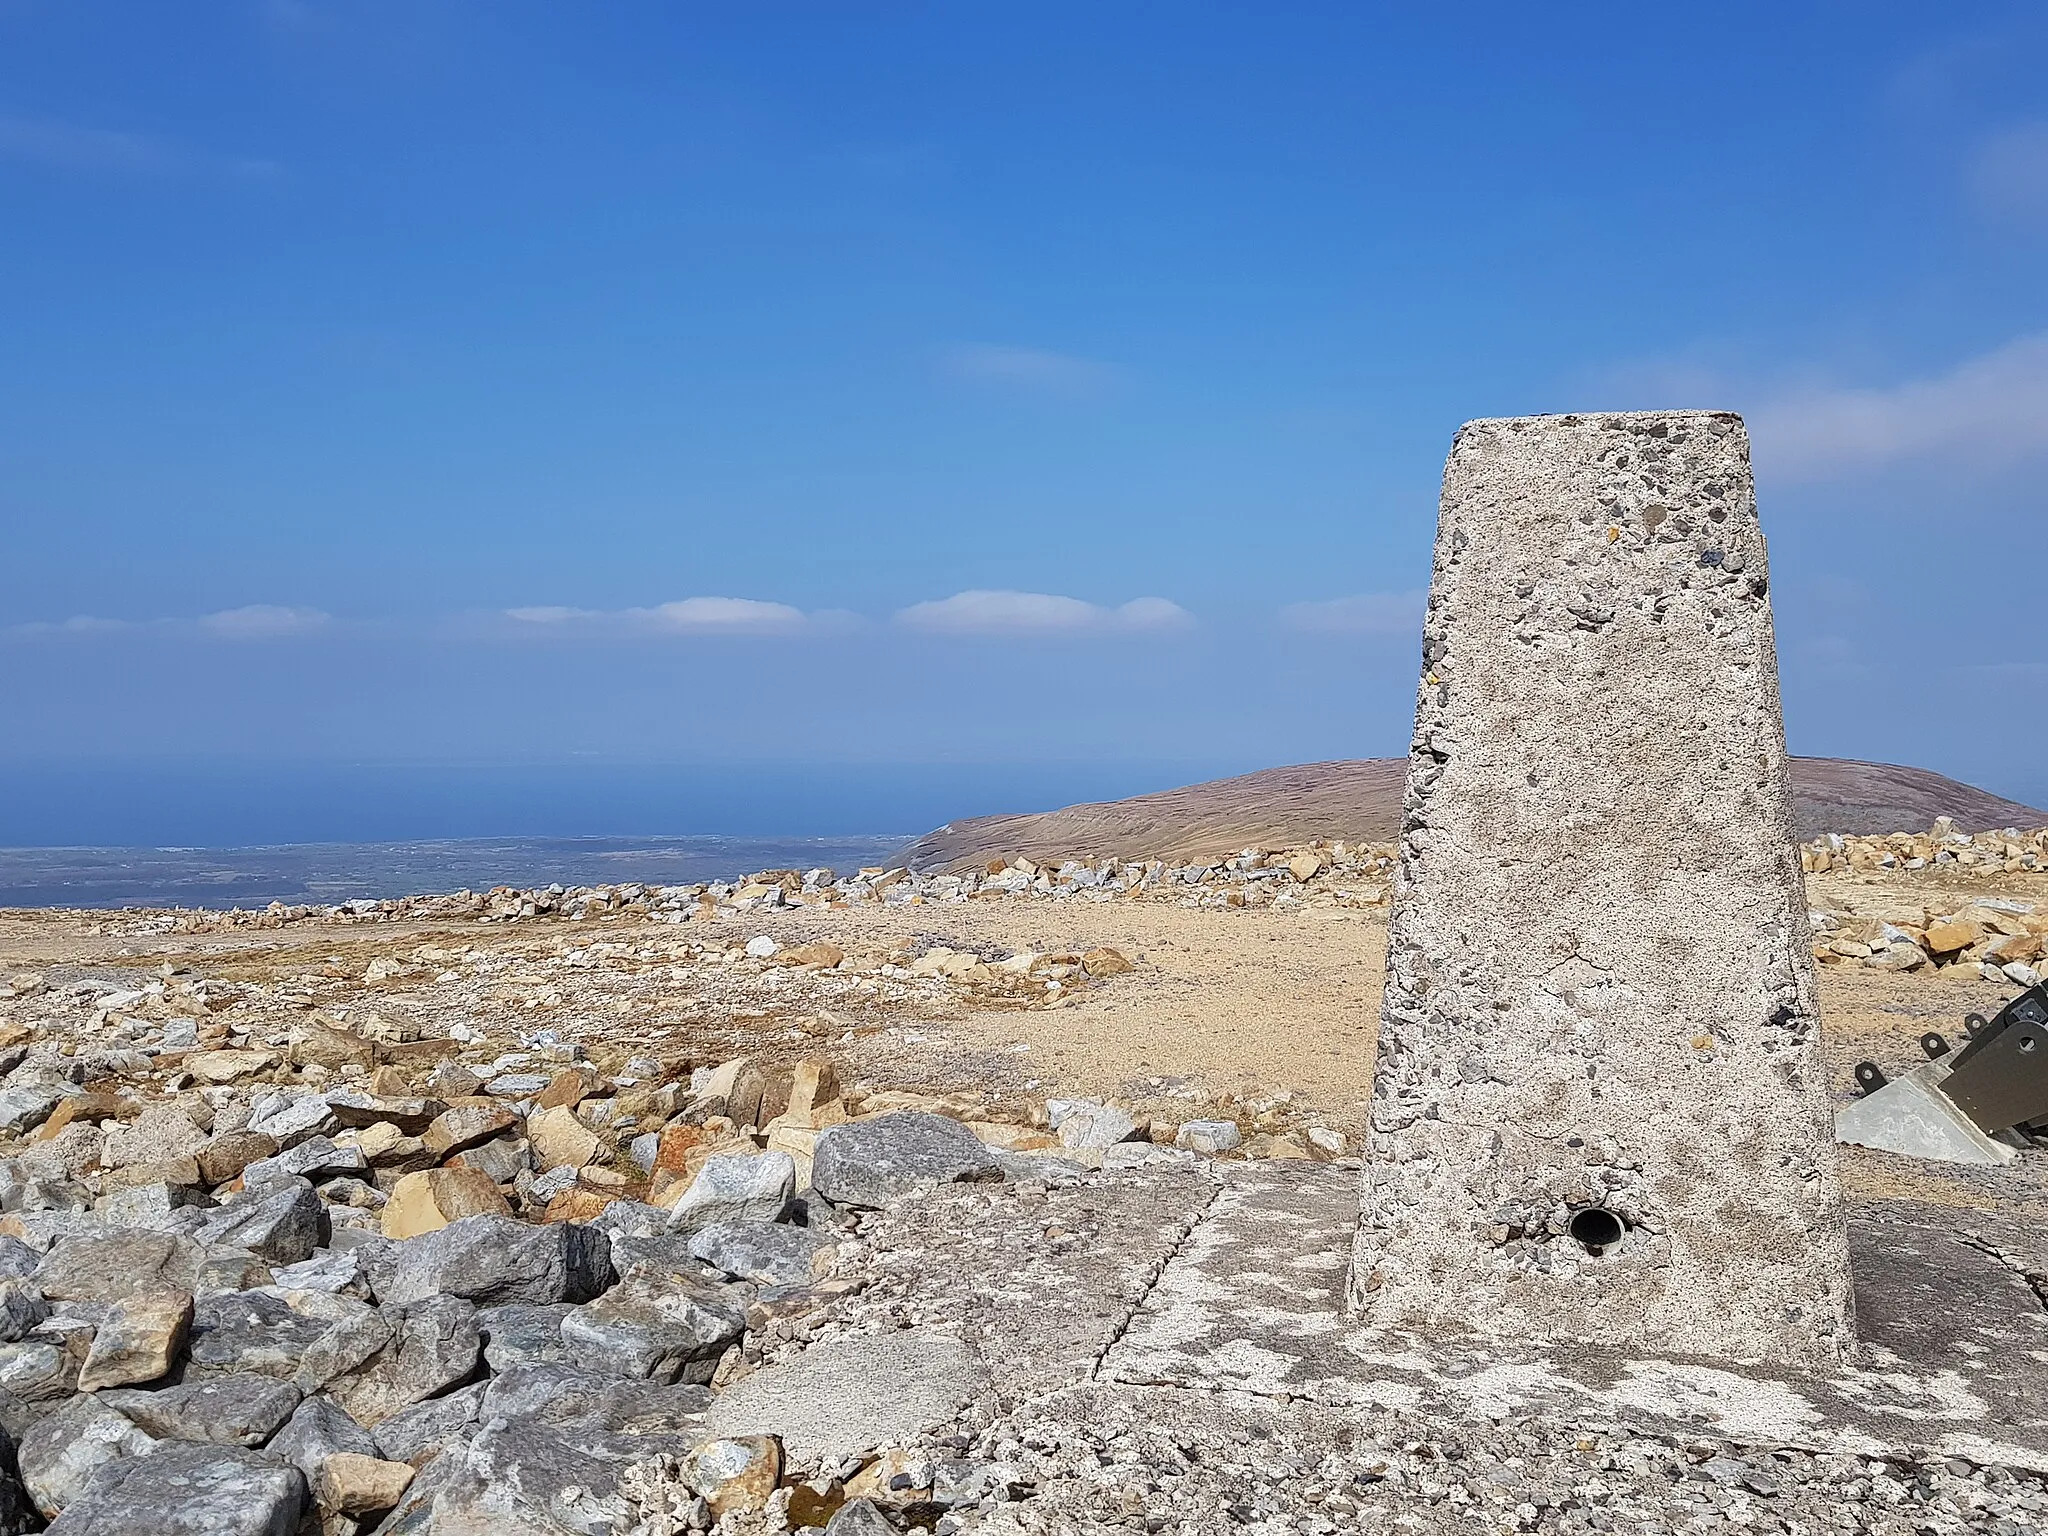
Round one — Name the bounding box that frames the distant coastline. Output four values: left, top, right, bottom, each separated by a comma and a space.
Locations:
0, 833, 915, 911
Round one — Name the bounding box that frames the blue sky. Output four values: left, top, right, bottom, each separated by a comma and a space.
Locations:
3, 3, 2045, 842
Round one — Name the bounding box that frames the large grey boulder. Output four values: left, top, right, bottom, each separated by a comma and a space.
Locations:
43, 1441, 305, 1535
0, 1084, 65, 1138
0, 1238, 39, 1279
269, 1246, 367, 1296
477, 1301, 573, 1372
371, 1380, 483, 1468
1050, 1099, 1142, 1150
558, 1269, 744, 1384
377, 1365, 716, 1532
176, 1179, 324, 1265
34, 1232, 203, 1302
371, 1418, 627, 1536
589, 1199, 668, 1240
296, 1294, 480, 1427
19, 1395, 154, 1519
245, 1094, 342, 1149
664, 1151, 794, 1233
810, 1112, 1000, 1208
365, 1215, 609, 1306
97, 1376, 301, 1447
688, 1220, 835, 1286
268, 1394, 380, 1485
186, 1290, 337, 1377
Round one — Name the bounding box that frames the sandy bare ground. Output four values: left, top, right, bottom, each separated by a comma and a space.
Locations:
3, 863, 2041, 1177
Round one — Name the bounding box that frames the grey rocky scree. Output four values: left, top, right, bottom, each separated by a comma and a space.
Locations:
0, 1071, 1080, 1535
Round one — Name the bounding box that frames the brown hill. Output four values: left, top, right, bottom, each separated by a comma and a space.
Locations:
897, 758, 2046, 873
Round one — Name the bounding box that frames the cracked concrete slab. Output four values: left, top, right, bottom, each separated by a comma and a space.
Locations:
1100, 1162, 2048, 1472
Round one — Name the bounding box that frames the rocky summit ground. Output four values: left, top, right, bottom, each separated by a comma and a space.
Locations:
0, 818, 2043, 1532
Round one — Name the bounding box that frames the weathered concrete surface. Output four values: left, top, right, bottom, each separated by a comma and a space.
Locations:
704, 1331, 989, 1459
793, 1168, 2048, 1535
834, 1165, 1217, 1400
1355, 411, 1853, 1365
1107, 1163, 2048, 1471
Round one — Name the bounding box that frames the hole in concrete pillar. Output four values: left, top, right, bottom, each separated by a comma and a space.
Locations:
1567, 1206, 1625, 1255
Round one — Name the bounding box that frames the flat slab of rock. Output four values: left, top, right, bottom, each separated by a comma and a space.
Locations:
705, 1330, 990, 1460
43, 1440, 304, 1535
98, 1376, 302, 1447
664, 1150, 794, 1233
810, 1112, 1000, 1208
35, 1233, 203, 1303
75, 1289, 192, 1391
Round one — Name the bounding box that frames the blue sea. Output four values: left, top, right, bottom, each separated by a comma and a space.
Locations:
0, 755, 1264, 909
0, 835, 918, 910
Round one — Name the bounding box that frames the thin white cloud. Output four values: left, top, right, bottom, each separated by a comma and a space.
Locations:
632, 597, 808, 632
1279, 591, 1426, 635
2, 614, 130, 638
1747, 331, 2048, 481
942, 345, 1122, 397
0, 115, 280, 180
1970, 122, 2048, 226
502, 597, 833, 635
895, 590, 1192, 635
199, 605, 330, 638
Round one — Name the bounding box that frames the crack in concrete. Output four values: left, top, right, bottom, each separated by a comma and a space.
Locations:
1958, 1232, 2048, 1312
1085, 1170, 1226, 1384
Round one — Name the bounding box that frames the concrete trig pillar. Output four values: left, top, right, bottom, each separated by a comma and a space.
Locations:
1351, 411, 1854, 1366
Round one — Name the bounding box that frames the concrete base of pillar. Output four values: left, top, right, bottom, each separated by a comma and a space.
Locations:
1110, 1161, 2048, 1472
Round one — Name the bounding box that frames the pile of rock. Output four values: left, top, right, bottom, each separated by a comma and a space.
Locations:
80, 845, 1402, 937
0, 1086, 1118, 1534
1801, 820, 2048, 877
1811, 899, 2045, 987
63, 821, 2048, 941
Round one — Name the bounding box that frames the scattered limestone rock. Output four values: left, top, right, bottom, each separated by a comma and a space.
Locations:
76, 1287, 192, 1390
318, 1450, 415, 1516
665, 1150, 795, 1233
1175, 1119, 1242, 1155
812, 1112, 1000, 1209
381, 1166, 513, 1238
527, 1103, 601, 1171
366, 1214, 611, 1306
